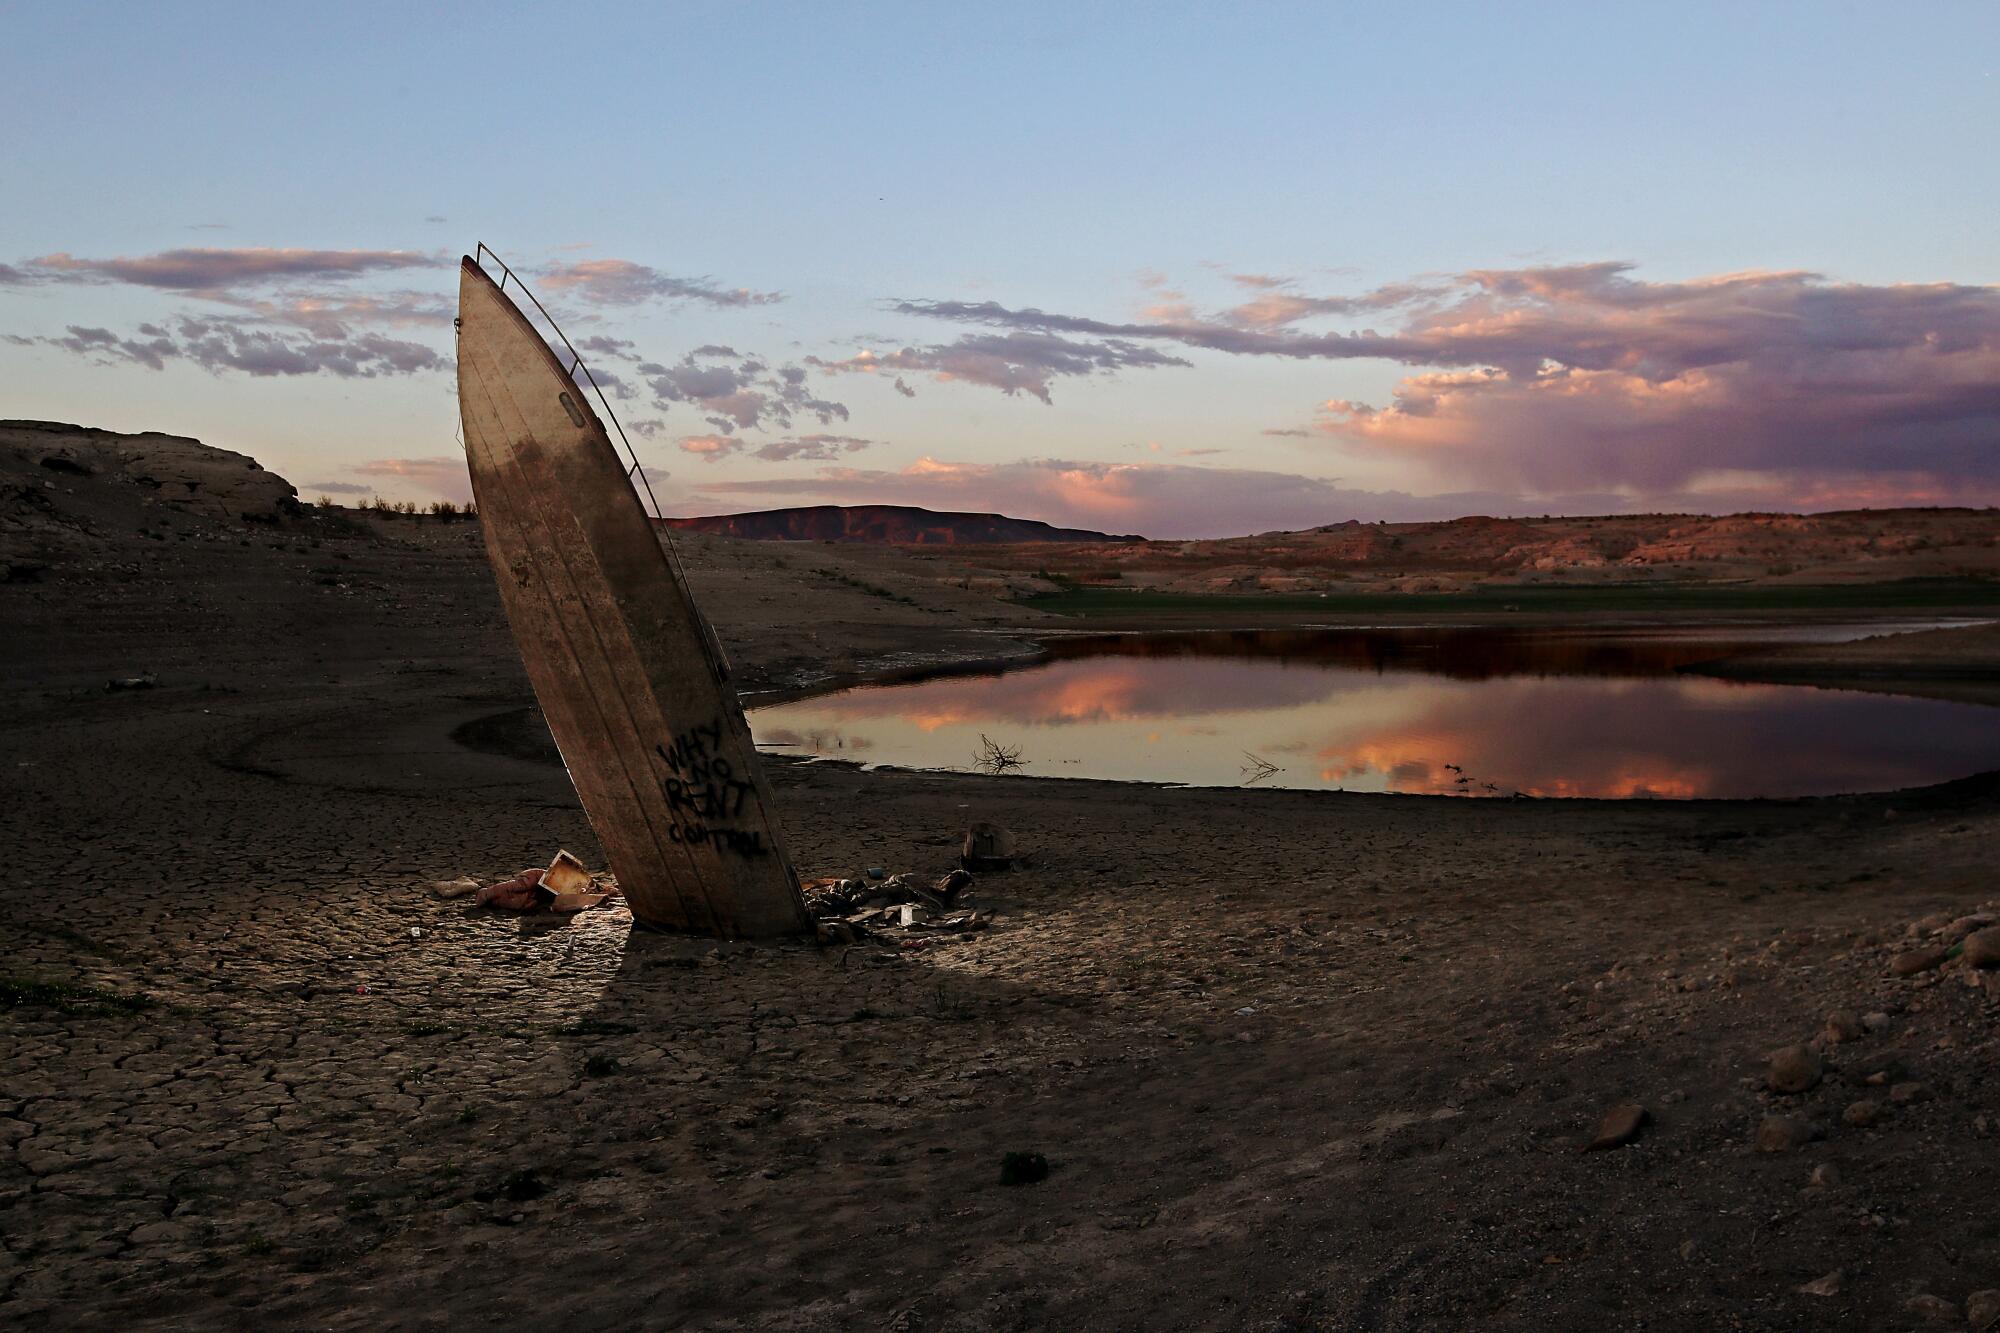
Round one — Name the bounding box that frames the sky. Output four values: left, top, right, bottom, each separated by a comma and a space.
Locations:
3, 1, 1997, 538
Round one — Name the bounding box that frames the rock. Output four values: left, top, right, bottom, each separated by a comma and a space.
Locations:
998, 1151, 1048, 1186
1966, 1288, 2000, 1331
934, 868, 974, 903
1906, 1294, 1959, 1323
1862, 1011, 1892, 1032
429, 877, 481, 900
1756, 1115, 1817, 1152
962, 822, 1019, 871
1823, 1011, 1866, 1044
1944, 914, 1997, 943
1892, 948, 1950, 977
1889, 1081, 1929, 1105
1797, 1270, 1843, 1297
38, 451, 95, 476
1767, 1044, 1823, 1094
1843, 1099, 1884, 1128
1963, 928, 2000, 969
1809, 1163, 1841, 1188
1583, 1102, 1648, 1152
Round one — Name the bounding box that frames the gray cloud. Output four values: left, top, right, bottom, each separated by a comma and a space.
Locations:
639, 350, 847, 433
28, 315, 443, 379
751, 433, 872, 462
540, 259, 782, 308
807, 331, 1189, 404
302, 480, 373, 495
574, 334, 640, 362
15, 247, 434, 294
675, 432, 872, 464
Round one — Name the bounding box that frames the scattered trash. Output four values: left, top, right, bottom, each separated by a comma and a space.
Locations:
865, 866, 888, 880
540, 849, 592, 896
408, 927, 423, 939
801, 868, 992, 946
962, 822, 1018, 872
106, 674, 157, 692
462, 851, 617, 914
474, 868, 546, 911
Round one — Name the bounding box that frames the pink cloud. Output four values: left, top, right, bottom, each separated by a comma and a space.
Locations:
891, 265, 2000, 504
539, 259, 781, 308
352, 455, 471, 502
681, 456, 1604, 539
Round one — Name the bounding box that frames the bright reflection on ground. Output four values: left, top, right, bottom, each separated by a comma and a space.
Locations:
751, 622, 2000, 799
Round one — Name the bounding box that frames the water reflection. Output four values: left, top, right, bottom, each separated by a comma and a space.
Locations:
751, 622, 2000, 799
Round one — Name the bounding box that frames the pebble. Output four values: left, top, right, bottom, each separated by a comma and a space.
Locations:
1967, 1289, 2000, 1332
1891, 948, 1950, 977
1889, 1081, 1929, 1105
1842, 1100, 1884, 1129
1822, 1011, 1865, 1044
1796, 1270, 1843, 1297
1583, 1102, 1648, 1152
1756, 1115, 1817, 1153
1809, 1163, 1841, 1188
1766, 1044, 1823, 1095
1963, 928, 2000, 969
1862, 1011, 1892, 1032
1906, 1293, 1959, 1323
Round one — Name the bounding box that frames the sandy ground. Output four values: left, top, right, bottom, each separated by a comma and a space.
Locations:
7, 505, 2000, 1331
1691, 620, 2000, 707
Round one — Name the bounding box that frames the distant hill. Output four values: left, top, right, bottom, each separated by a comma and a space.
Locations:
939, 507, 2000, 595
659, 504, 1142, 545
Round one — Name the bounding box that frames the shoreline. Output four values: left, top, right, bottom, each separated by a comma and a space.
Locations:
9, 507, 2000, 1328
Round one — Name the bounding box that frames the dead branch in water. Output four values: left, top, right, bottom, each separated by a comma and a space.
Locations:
1240, 751, 1283, 784
974, 734, 1026, 774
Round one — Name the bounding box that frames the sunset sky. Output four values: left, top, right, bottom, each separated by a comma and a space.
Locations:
5, 2, 1997, 537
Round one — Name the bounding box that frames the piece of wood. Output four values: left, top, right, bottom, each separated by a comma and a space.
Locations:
455, 256, 808, 937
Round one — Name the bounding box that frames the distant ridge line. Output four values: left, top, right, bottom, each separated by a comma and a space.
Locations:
657, 503, 1144, 545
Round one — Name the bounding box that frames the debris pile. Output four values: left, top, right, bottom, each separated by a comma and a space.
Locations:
803, 866, 988, 946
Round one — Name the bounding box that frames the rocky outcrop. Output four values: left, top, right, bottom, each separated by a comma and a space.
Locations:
4, 420, 297, 522
1, 421, 300, 571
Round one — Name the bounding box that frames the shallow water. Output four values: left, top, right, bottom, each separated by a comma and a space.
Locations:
750, 621, 2000, 799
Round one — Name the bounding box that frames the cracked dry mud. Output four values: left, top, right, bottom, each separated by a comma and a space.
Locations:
6, 507, 2000, 1331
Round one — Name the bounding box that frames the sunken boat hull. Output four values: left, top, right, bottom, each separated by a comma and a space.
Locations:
455, 255, 808, 937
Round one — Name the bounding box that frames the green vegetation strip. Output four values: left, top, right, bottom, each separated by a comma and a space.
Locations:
0, 972, 158, 1016
1022, 578, 2000, 618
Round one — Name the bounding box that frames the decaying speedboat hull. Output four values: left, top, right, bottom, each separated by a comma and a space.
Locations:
455, 255, 808, 937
